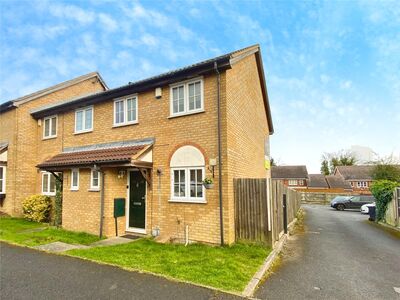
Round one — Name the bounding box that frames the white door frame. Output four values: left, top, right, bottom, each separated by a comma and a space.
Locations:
126, 169, 147, 234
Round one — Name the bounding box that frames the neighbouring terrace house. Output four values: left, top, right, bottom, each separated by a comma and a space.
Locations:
0, 72, 107, 213
2, 45, 274, 245
271, 165, 308, 189
334, 165, 375, 194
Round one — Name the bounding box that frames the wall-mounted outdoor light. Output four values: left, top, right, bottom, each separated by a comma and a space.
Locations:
117, 170, 126, 179
208, 158, 217, 178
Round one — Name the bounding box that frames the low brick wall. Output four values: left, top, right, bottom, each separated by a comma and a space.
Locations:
300, 192, 352, 205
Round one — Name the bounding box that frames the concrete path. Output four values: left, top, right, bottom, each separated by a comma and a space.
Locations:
255, 205, 400, 300
0, 242, 243, 300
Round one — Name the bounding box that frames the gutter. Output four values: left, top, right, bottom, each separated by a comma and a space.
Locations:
215, 62, 224, 246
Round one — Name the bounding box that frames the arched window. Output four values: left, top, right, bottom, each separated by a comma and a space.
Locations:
170, 145, 205, 203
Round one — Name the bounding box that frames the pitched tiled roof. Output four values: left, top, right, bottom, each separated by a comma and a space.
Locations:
37, 140, 152, 168
271, 166, 308, 179
335, 165, 375, 180
308, 174, 329, 188
325, 175, 352, 189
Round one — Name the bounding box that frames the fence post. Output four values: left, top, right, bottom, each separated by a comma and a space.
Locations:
283, 194, 288, 234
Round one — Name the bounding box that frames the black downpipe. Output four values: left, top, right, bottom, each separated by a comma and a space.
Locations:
215, 62, 224, 246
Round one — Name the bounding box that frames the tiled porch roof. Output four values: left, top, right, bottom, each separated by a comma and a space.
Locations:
37, 140, 152, 169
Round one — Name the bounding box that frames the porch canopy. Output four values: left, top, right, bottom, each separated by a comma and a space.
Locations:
36, 138, 154, 171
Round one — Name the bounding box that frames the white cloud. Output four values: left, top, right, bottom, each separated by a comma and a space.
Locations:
98, 13, 118, 32
339, 80, 352, 89
48, 3, 96, 25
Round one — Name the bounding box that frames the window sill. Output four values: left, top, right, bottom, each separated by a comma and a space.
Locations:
168, 110, 205, 119
74, 130, 93, 135
42, 136, 57, 140
169, 199, 207, 204
112, 121, 138, 128
42, 193, 56, 196
70, 189, 79, 192
88, 188, 100, 192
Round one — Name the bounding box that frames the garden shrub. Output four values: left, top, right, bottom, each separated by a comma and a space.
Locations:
370, 180, 398, 222
22, 194, 52, 222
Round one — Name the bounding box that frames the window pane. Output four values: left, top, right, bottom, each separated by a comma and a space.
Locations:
50, 174, 56, 193
85, 108, 92, 130
115, 101, 124, 124
0, 168, 3, 193
180, 170, 185, 197
174, 170, 180, 197
172, 86, 184, 113
44, 119, 50, 137
72, 171, 78, 187
195, 82, 201, 109
178, 86, 184, 112
51, 117, 57, 136
189, 83, 195, 110
190, 169, 196, 197
43, 174, 48, 193
127, 98, 136, 122
92, 171, 99, 187
76, 111, 83, 131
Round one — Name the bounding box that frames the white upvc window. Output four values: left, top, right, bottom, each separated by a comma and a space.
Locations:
0, 166, 6, 194
357, 181, 368, 188
42, 172, 58, 196
43, 115, 57, 139
170, 78, 203, 117
288, 180, 298, 186
90, 169, 100, 190
171, 167, 205, 202
114, 95, 138, 126
70, 169, 79, 190
75, 106, 93, 134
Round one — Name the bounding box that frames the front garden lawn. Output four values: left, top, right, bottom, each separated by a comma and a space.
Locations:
67, 238, 271, 292
0, 217, 101, 246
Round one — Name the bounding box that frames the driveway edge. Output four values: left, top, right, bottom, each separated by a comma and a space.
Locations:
242, 218, 297, 298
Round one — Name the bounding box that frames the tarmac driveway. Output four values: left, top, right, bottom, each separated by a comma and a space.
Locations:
0, 242, 243, 300
256, 205, 400, 300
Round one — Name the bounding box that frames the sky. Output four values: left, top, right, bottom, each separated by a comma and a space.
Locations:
1, 0, 399, 173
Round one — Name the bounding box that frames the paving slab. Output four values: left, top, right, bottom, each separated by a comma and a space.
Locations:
34, 242, 90, 252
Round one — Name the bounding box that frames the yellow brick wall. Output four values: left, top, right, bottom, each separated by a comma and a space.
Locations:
225, 53, 271, 242
0, 77, 105, 215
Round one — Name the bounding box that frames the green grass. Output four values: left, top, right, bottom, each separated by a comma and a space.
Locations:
67, 239, 271, 292
0, 217, 101, 246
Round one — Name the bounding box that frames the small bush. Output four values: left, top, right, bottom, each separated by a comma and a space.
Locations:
370, 180, 398, 222
22, 195, 52, 222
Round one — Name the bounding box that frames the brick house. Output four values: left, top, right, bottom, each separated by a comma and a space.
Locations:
333, 165, 375, 194
1, 45, 274, 245
271, 165, 308, 189
0, 72, 107, 213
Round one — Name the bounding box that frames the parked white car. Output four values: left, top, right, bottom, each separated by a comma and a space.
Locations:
361, 202, 375, 214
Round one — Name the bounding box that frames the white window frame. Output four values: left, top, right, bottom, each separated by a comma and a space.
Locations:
288, 180, 298, 186
357, 181, 367, 188
41, 172, 58, 196
170, 167, 205, 203
43, 115, 58, 139
74, 106, 93, 134
113, 94, 138, 127
70, 169, 79, 191
0, 165, 6, 194
170, 77, 204, 117
90, 169, 101, 191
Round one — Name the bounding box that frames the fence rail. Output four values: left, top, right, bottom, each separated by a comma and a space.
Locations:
234, 178, 301, 246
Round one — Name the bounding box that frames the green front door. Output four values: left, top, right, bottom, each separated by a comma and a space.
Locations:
129, 171, 146, 229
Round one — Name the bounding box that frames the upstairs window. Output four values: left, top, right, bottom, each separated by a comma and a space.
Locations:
170, 78, 203, 116
0, 166, 5, 194
114, 95, 138, 126
43, 115, 57, 139
75, 106, 93, 133
357, 181, 368, 188
288, 180, 298, 186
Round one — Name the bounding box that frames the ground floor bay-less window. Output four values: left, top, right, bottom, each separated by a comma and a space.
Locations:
170, 145, 205, 203
42, 172, 58, 196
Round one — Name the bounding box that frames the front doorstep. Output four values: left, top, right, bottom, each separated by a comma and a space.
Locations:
126, 227, 146, 235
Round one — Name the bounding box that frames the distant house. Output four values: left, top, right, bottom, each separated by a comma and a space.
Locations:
307, 174, 329, 189
325, 175, 353, 191
334, 166, 374, 193
271, 166, 308, 189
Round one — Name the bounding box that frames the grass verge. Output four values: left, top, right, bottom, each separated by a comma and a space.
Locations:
67, 239, 271, 292
0, 217, 101, 246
